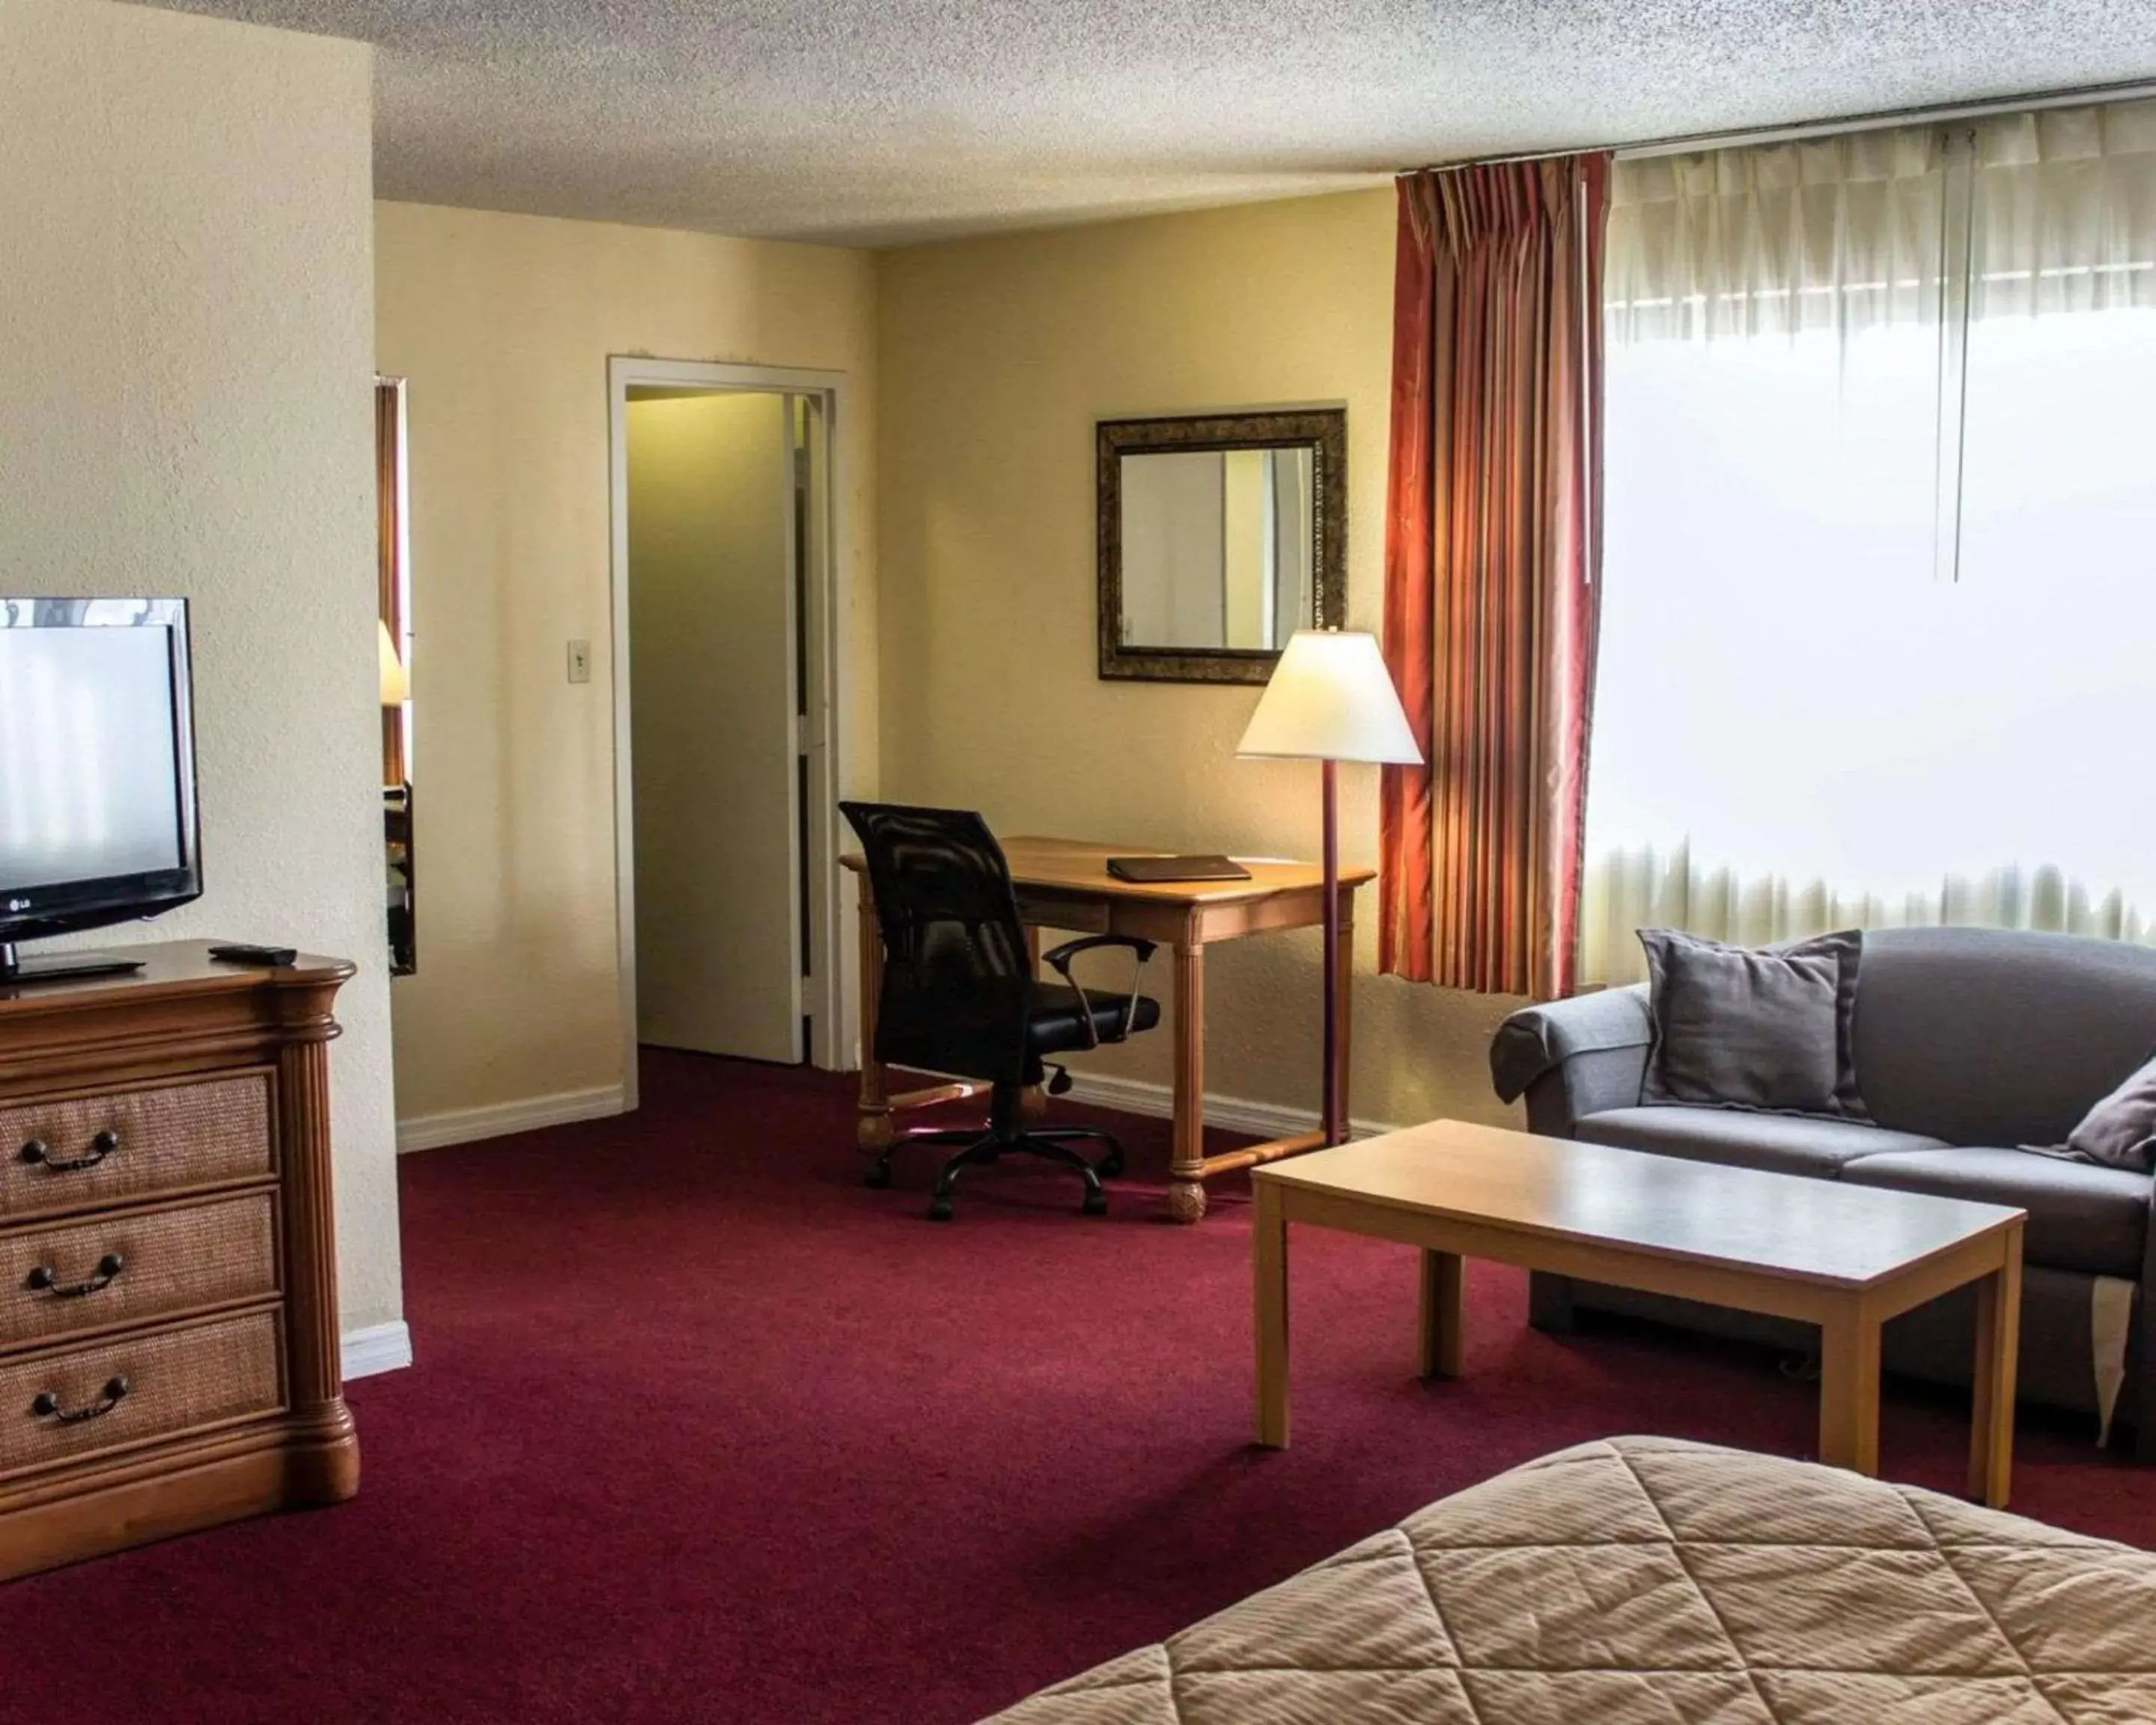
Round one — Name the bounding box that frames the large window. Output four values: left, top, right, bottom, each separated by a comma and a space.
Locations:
1582, 100, 2156, 984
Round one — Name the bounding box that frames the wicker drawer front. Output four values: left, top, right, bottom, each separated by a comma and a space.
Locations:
0, 1310, 284, 1477
0, 1194, 279, 1351
0, 1074, 273, 1220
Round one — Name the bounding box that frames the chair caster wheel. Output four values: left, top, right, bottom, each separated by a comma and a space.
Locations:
928, 1198, 954, 1222
1082, 1189, 1108, 1217
862, 1164, 892, 1190
1097, 1151, 1125, 1179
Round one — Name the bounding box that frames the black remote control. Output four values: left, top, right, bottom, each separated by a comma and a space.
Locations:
208, 943, 298, 967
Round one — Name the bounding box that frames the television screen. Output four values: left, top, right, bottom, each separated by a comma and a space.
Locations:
0, 600, 200, 964
0, 622, 189, 892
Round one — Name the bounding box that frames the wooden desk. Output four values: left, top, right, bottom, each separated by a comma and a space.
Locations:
843, 837, 1373, 1223
1252, 1119, 2026, 1507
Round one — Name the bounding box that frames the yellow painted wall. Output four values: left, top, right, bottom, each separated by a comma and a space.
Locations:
0, 0, 402, 1332
374, 203, 877, 1125
876, 189, 1522, 1130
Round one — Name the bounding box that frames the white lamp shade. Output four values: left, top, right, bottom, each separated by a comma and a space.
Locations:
1237, 630, 1421, 765
378, 620, 409, 707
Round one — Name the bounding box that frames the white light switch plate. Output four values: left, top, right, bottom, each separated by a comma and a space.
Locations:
567, 639, 592, 684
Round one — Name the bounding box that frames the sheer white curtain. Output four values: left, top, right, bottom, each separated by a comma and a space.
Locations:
1582, 100, 2156, 985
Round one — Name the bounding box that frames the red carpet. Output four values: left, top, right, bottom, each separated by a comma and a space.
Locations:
4, 1049, 2153, 1723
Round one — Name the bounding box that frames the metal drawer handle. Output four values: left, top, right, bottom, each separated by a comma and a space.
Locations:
26, 1253, 125, 1299
19, 1129, 121, 1173
30, 1375, 130, 1425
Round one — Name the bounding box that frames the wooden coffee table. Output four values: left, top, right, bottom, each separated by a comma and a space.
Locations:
1252, 1119, 2028, 1507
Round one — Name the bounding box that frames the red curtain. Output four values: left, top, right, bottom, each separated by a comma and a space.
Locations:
1379, 156, 1610, 1000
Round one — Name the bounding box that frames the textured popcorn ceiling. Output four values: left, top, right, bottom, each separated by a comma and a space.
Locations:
150, 1, 2156, 246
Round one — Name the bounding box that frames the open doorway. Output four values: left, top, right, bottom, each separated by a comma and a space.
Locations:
608, 359, 853, 1110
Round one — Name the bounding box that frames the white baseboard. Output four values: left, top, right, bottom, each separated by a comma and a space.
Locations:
1062, 1071, 1401, 1143
341, 1320, 412, 1381
397, 1084, 626, 1154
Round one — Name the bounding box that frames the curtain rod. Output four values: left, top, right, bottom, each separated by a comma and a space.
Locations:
1416, 75, 2156, 173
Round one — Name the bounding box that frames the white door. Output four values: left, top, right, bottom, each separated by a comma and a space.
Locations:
627, 390, 802, 1062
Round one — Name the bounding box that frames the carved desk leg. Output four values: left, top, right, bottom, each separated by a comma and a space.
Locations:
853, 872, 892, 1153
1022, 924, 1048, 1123
1166, 931, 1208, 1223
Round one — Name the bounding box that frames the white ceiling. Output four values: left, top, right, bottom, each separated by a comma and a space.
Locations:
151, 1, 2156, 247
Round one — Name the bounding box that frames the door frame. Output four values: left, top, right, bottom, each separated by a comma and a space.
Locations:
607, 356, 856, 1107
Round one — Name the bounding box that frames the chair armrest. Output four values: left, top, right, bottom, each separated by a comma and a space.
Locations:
1490, 985, 1652, 1137
1042, 934, 1158, 972
1042, 935, 1157, 1048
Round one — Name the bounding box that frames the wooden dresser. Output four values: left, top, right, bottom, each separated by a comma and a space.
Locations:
0, 942, 359, 1580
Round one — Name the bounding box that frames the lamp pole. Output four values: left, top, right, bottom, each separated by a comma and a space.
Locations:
1236, 630, 1420, 1158
1321, 757, 1343, 1146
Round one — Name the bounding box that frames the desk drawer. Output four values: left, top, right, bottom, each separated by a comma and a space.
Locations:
0, 1309, 284, 1479
0, 1194, 279, 1352
0, 1074, 274, 1220
1014, 892, 1111, 935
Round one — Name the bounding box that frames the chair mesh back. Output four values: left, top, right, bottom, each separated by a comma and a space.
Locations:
839, 802, 1032, 1084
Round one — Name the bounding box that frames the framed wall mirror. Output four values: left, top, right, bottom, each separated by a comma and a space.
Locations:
1097, 409, 1345, 684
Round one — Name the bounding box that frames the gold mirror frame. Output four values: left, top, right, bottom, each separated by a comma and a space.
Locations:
1096, 409, 1347, 684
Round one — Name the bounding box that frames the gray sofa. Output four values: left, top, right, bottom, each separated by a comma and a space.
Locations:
1491, 925, 2156, 1458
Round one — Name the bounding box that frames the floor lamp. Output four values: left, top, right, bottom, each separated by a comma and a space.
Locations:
1237, 630, 1422, 1146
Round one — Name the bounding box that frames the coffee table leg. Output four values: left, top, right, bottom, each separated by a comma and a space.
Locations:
1818, 1299, 1882, 1476
1254, 1181, 1289, 1448
1418, 1250, 1464, 1379
1968, 1227, 2022, 1509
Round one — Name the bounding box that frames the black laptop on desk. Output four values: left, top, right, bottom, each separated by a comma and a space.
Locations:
1106, 854, 1252, 884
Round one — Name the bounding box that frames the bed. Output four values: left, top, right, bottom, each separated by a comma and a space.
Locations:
987, 1437, 2156, 1723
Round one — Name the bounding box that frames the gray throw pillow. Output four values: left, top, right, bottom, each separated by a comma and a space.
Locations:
1639, 928, 1868, 1118
2044, 1054, 2156, 1173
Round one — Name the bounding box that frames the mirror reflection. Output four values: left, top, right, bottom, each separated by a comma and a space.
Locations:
1118, 448, 1313, 654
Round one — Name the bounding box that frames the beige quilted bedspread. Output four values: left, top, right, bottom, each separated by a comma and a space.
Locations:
987, 1438, 2156, 1724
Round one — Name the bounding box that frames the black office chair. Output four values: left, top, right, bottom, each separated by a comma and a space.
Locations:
839, 801, 1163, 1220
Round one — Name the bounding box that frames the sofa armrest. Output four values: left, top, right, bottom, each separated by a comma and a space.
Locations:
1490, 985, 1652, 1138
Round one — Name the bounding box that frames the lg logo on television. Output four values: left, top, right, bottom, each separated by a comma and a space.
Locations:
4, 898, 27, 913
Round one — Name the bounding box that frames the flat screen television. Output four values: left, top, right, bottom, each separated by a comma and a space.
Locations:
0, 598, 202, 983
